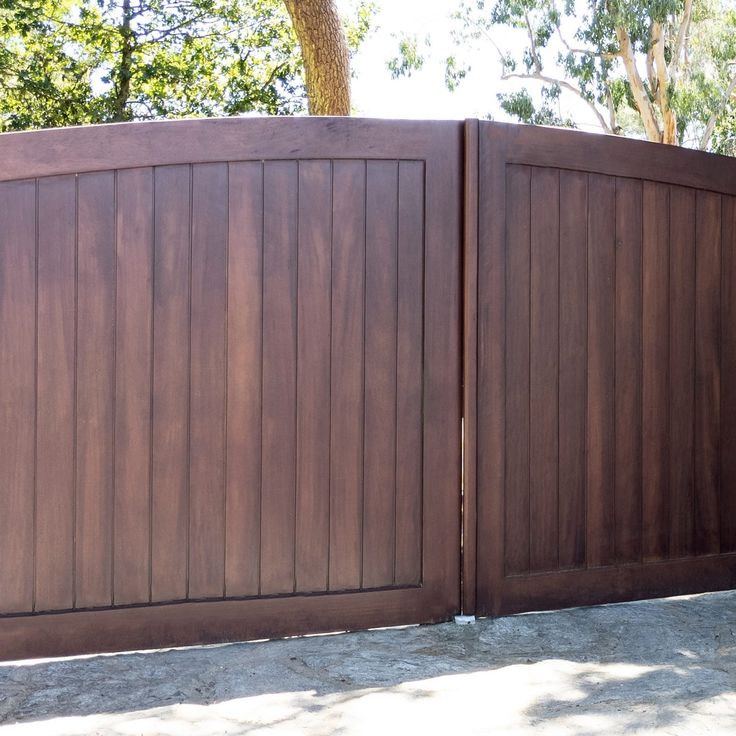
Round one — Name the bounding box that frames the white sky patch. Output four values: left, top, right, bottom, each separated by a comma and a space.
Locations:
338, 0, 607, 131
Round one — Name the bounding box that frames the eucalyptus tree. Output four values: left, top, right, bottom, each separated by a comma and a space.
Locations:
394, 0, 736, 154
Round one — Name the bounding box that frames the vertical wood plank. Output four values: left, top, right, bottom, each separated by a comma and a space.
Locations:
151, 165, 191, 602
642, 182, 670, 561
362, 160, 399, 589
114, 168, 154, 605
669, 185, 696, 558
614, 177, 643, 564
586, 173, 616, 568
395, 160, 424, 586
260, 161, 298, 596
694, 190, 721, 555
328, 161, 365, 591
558, 170, 587, 569
75, 172, 115, 608
462, 120, 479, 612
35, 175, 76, 611
225, 162, 263, 597
419, 123, 462, 611
295, 160, 332, 593
476, 124, 508, 614
529, 167, 559, 572
504, 164, 531, 576
0, 180, 36, 614
722, 195, 736, 552
188, 163, 228, 600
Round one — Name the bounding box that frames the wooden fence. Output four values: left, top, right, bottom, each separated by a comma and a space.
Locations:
1, 116, 736, 660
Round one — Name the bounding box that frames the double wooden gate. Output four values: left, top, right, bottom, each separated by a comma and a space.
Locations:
1, 117, 735, 660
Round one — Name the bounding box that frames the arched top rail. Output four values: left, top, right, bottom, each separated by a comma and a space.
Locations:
0, 117, 461, 182
1, 116, 734, 194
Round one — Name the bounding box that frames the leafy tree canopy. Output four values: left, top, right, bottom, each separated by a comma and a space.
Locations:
0, 0, 373, 131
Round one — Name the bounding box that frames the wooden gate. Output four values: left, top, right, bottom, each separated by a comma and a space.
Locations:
4, 116, 736, 659
465, 121, 736, 616
0, 118, 462, 660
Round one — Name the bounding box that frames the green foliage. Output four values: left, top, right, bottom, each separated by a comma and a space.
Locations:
0, 0, 371, 131
387, 34, 427, 79
345, 1, 376, 55
445, 55, 468, 91
675, 6, 736, 153
499, 84, 575, 126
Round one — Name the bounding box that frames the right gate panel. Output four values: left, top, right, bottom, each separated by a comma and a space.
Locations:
470, 121, 736, 615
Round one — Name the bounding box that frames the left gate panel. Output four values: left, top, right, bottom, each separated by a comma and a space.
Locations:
0, 118, 462, 660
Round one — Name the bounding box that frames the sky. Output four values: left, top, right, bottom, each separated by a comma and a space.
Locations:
341, 0, 490, 119
336, 0, 606, 132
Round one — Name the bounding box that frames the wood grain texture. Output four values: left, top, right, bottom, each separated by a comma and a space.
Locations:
614, 177, 643, 564
504, 165, 531, 576
642, 182, 670, 562
363, 160, 399, 589
0, 180, 36, 614
669, 186, 696, 559
35, 175, 76, 612
475, 124, 508, 616
694, 190, 721, 556
114, 168, 154, 605
75, 172, 116, 609
0, 585, 453, 662
0, 118, 462, 662
722, 196, 736, 553
188, 163, 228, 600
529, 167, 559, 572
225, 162, 263, 598
151, 165, 191, 603
558, 170, 588, 570
462, 119, 479, 612
295, 160, 332, 593
3, 118, 736, 199
260, 161, 298, 596
394, 160, 424, 586
328, 160, 366, 591
586, 173, 616, 568
420, 122, 462, 613
475, 120, 736, 617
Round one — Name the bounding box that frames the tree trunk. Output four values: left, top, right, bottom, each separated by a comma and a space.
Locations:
112, 0, 135, 122
283, 0, 351, 115
651, 22, 677, 145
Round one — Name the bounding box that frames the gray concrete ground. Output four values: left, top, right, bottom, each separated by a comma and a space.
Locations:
1, 590, 736, 735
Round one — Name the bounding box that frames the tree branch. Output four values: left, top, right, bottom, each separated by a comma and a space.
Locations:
651, 21, 676, 144
615, 25, 661, 142
669, 0, 693, 81
501, 71, 613, 134
605, 84, 618, 133
700, 68, 736, 150
523, 13, 542, 73
645, 27, 657, 97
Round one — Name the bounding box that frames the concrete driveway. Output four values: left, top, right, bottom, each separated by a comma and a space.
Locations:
1, 590, 736, 735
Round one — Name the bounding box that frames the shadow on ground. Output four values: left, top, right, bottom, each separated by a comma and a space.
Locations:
2, 590, 736, 734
